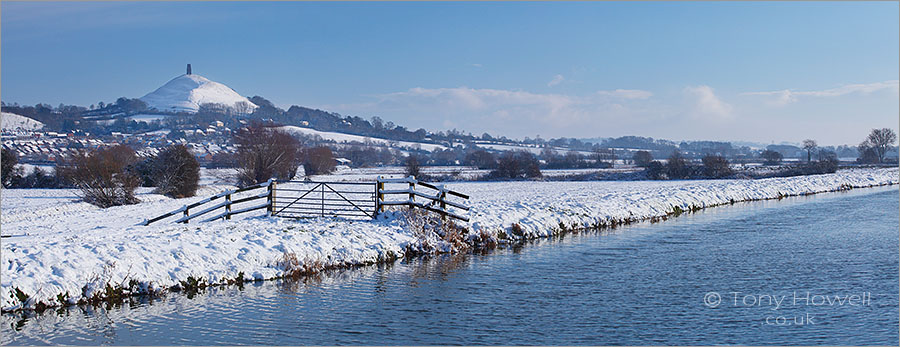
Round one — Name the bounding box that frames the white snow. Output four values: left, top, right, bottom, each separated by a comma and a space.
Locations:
1, 112, 43, 131
1, 167, 896, 311
128, 114, 173, 123
140, 74, 257, 114
279, 126, 447, 151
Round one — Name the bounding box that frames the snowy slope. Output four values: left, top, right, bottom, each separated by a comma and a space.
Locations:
140, 74, 257, 113
279, 126, 447, 151
1, 112, 43, 131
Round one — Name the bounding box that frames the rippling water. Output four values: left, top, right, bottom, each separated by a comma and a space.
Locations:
3, 186, 898, 345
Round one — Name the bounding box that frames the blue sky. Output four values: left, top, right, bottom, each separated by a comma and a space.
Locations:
2, 1, 897, 145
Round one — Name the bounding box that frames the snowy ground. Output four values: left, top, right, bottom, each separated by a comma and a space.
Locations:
1, 167, 897, 311
201, 165, 642, 185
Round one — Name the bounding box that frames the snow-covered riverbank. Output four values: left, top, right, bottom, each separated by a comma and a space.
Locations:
2, 168, 897, 311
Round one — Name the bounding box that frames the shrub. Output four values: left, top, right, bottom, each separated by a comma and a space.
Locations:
16, 167, 61, 188
130, 158, 155, 187
152, 145, 200, 198
760, 149, 783, 166
645, 160, 665, 180
666, 150, 689, 179
208, 152, 236, 168
405, 155, 421, 178
701, 154, 732, 178
235, 124, 301, 186
857, 144, 880, 164
57, 145, 141, 208
491, 151, 542, 179
302, 146, 336, 176
465, 149, 497, 169
632, 150, 653, 167
1, 148, 21, 188
812, 155, 839, 174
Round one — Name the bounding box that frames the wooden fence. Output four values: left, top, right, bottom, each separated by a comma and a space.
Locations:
142, 176, 469, 225
142, 179, 273, 225
376, 176, 470, 222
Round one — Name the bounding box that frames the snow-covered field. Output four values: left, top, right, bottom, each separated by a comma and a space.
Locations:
202, 166, 641, 185
1, 167, 897, 312
279, 126, 448, 151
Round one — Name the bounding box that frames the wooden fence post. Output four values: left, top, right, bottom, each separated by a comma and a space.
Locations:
439, 190, 447, 221
408, 175, 415, 209
267, 180, 276, 216
225, 193, 232, 220
182, 206, 189, 224
375, 177, 383, 218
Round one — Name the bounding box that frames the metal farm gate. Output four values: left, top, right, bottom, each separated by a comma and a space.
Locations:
270, 181, 377, 219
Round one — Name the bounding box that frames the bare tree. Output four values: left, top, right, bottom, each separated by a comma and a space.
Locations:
802, 139, 817, 163
404, 155, 421, 178
234, 123, 301, 186
860, 128, 897, 163
56, 145, 141, 207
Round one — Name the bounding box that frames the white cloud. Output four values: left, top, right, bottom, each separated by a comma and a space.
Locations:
684, 85, 733, 120
469, 63, 483, 68
329, 86, 658, 137
743, 80, 900, 106
596, 89, 653, 100
547, 74, 565, 87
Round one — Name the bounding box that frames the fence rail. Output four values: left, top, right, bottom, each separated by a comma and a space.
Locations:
142, 176, 470, 225
142, 179, 273, 226
376, 176, 470, 222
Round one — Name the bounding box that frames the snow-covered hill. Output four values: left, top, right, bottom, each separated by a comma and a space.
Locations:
1, 112, 43, 131
140, 74, 257, 114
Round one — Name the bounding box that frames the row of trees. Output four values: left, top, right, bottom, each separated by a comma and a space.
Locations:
641, 151, 734, 180
628, 128, 897, 168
